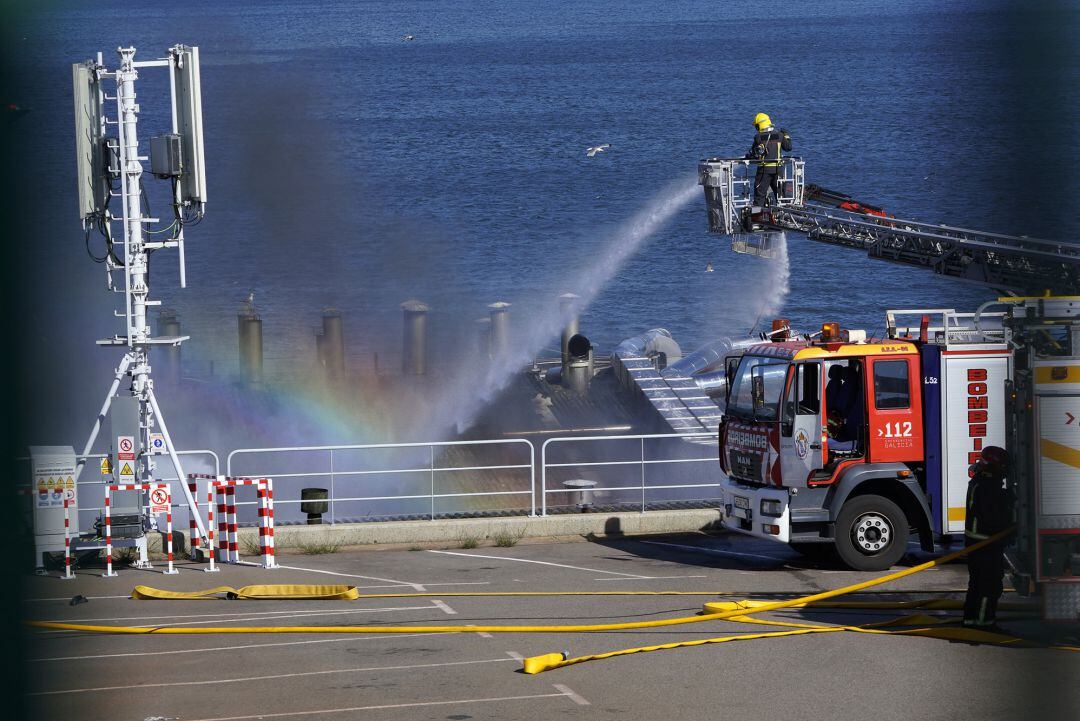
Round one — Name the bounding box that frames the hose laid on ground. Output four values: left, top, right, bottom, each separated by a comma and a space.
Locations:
29, 530, 1011, 639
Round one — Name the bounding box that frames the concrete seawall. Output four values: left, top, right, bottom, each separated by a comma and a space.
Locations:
150, 509, 724, 557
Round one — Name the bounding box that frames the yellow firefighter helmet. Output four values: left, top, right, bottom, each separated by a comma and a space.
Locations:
754, 112, 772, 131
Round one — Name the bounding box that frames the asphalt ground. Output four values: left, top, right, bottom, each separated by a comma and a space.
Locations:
21, 533, 1080, 721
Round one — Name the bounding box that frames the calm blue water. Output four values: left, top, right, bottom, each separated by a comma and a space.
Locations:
10, 0, 1079, 444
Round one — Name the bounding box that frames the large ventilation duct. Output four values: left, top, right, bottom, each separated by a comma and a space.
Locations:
611, 329, 683, 374
401, 300, 429, 375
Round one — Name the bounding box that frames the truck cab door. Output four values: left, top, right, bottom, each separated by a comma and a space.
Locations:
867, 355, 924, 463
780, 361, 824, 485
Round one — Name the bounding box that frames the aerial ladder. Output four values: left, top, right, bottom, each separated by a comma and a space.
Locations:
698, 156, 1080, 619
698, 157, 1080, 295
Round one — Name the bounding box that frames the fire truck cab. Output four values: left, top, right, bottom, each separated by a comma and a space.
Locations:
718, 311, 1011, 570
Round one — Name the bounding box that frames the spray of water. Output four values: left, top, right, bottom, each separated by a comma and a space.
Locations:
425, 177, 701, 434
755, 231, 791, 322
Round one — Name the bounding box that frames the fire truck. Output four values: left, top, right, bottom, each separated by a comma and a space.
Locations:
717, 299, 1080, 594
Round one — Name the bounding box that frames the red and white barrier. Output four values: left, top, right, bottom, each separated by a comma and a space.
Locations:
186, 473, 216, 560
62, 499, 74, 580
199, 475, 278, 572
103, 482, 176, 577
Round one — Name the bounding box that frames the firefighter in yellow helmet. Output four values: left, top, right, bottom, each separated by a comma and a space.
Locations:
745, 113, 792, 207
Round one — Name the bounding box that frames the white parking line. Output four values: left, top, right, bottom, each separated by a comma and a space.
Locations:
428, 550, 651, 578
591, 575, 709, 581
185, 691, 573, 721
431, 599, 457, 615
30, 632, 444, 663
554, 683, 591, 706
273, 564, 427, 591
506, 650, 525, 662
467, 624, 493, 638
30, 657, 517, 696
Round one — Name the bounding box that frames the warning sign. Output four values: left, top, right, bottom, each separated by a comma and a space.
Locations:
119, 461, 135, 482
29, 447, 77, 512
63, 476, 77, 503
149, 487, 171, 514
100, 457, 112, 475
117, 436, 135, 461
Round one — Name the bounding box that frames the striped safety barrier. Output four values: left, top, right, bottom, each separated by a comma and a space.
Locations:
199, 476, 278, 573
62, 499, 75, 580
103, 483, 177, 577
186, 473, 217, 559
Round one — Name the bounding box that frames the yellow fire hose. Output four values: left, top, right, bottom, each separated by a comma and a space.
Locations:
28, 529, 1076, 673
28, 530, 1011, 636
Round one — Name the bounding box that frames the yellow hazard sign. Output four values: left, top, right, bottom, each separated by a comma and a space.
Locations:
100, 457, 111, 475
119, 462, 134, 479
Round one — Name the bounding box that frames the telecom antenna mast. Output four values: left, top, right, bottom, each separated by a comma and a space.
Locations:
72, 45, 210, 550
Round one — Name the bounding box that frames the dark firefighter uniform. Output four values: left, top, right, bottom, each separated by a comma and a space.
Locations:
746, 114, 792, 206
963, 449, 1015, 628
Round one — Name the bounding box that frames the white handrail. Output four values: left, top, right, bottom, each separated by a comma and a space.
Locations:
540, 433, 720, 516
227, 439, 536, 520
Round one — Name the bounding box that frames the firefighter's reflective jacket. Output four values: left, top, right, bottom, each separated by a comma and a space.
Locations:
746, 128, 792, 167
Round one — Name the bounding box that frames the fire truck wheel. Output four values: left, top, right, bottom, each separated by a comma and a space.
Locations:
835, 494, 909, 571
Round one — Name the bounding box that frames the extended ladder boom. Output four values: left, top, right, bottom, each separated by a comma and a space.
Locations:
698, 158, 1080, 294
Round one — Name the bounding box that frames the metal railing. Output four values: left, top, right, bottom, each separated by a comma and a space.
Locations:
699, 157, 805, 235
540, 433, 721, 516
227, 439, 535, 522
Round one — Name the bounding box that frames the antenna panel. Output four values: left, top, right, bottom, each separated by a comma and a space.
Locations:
170, 45, 207, 207
72, 61, 105, 220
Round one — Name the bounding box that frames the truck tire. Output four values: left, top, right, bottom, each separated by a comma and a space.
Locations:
834, 494, 909, 571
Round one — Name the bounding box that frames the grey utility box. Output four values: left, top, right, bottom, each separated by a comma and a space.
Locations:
30, 446, 78, 571
150, 133, 184, 178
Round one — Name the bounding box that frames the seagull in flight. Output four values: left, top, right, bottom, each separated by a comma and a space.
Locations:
586, 144, 610, 157
403, 34, 415, 41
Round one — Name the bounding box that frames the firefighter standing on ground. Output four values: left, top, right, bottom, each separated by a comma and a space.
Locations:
746, 112, 792, 206
963, 446, 1015, 628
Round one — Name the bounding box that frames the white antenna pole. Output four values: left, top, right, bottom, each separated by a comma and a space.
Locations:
72, 46, 210, 548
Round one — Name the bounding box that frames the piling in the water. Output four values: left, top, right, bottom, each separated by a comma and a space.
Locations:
156, 308, 182, 384
238, 303, 263, 385
488, 301, 511, 359
401, 300, 429, 375
321, 308, 345, 379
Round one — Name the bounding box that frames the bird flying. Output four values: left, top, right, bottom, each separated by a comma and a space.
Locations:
586, 144, 610, 157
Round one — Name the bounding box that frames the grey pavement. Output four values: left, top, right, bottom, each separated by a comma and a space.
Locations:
21, 533, 1080, 721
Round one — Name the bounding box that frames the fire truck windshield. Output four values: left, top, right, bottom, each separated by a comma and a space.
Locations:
727, 356, 790, 421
